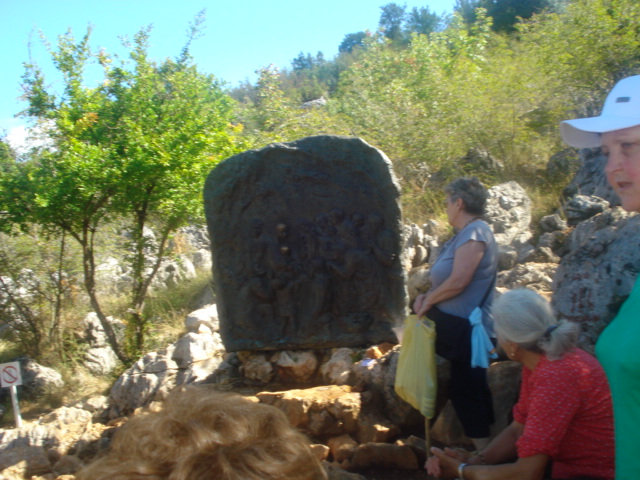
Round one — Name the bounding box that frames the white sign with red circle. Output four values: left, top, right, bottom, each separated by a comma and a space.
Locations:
0, 362, 22, 388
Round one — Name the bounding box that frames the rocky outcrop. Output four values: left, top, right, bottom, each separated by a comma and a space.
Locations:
79, 313, 126, 375
94, 225, 211, 296
485, 181, 533, 254
563, 149, 619, 206
0, 403, 111, 479
552, 207, 640, 348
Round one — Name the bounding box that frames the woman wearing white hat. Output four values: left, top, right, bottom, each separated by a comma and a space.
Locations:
561, 74, 640, 480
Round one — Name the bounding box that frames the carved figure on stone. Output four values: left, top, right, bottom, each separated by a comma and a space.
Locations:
267, 223, 299, 336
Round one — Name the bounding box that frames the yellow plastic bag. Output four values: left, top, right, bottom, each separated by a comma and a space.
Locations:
394, 314, 437, 419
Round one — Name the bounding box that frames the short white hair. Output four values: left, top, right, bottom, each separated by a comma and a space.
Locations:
492, 288, 579, 360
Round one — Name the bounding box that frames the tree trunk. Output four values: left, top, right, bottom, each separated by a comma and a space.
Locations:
80, 230, 130, 365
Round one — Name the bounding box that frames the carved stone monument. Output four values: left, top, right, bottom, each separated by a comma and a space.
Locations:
203, 135, 406, 351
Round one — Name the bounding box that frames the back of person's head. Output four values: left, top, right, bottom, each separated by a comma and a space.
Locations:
77, 387, 328, 480
444, 176, 488, 216
492, 288, 580, 360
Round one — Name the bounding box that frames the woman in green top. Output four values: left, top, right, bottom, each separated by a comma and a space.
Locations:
561, 74, 640, 480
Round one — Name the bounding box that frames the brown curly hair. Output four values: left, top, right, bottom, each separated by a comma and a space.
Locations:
77, 387, 327, 480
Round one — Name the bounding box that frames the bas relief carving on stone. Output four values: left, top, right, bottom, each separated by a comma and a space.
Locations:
204, 136, 407, 351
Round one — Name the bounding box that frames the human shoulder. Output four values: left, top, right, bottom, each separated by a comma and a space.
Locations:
457, 219, 494, 245
534, 349, 599, 383
531, 353, 574, 383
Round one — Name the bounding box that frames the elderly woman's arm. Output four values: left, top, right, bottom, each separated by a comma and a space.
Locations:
429, 422, 549, 480
431, 450, 549, 480
413, 240, 486, 317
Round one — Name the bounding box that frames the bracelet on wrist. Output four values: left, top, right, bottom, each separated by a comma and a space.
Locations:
458, 462, 468, 480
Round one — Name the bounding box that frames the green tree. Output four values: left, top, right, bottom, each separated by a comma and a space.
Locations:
455, 0, 555, 32
405, 6, 446, 35
236, 64, 351, 147
251, 64, 295, 134
515, 0, 640, 116
379, 3, 407, 43
339, 32, 368, 53
454, 0, 480, 25
1, 17, 243, 362
0, 136, 15, 167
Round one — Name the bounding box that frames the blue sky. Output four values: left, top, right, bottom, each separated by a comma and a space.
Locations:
1, 0, 456, 146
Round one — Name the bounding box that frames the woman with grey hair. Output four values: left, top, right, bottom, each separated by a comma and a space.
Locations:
414, 176, 498, 450
426, 289, 614, 480
493, 288, 579, 361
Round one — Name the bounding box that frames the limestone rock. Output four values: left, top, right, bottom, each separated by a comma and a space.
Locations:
547, 148, 581, 179
72, 395, 110, 423
172, 332, 221, 368
184, 304, 219, 333
351, 357, 385, 390
257, 385, 361, 437
553, 208, 640, 345
176, 356, 225, 385
109, 347, 179, 416
539, 213, 568, 233
328, 434, 359, 463
497, 262, 557, 292
365, 343, 395, 359
239, 352, 275, 385
52, 454, 82, 475
355, 412, 401, 444
80, 313, 126, 375
9, 357, 64, 400
563, 149, 619, 206
271, 350, 319, 383
497, 244, 518, 271
345, 443, 419, 470
320, 348, 356, 385
0, 446, 51, 478
311, 443, 331, 461
400, 223, 433, 271
488, 361, 522, 434
406, 265, 431, 305
563, 194, 610, 226
82, 312, 126, 349
485, 181, 532, 250
0, 405, 106, 474
323, 461, 367, 480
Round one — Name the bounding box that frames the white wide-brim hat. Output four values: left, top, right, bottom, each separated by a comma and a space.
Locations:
561, 75, 640, 148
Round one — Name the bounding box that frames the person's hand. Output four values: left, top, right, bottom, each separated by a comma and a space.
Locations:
425, 454, 441, 477
425, 448, 471, 477
443, 447, 472, 462
429, 447, 463, 479
413, 293, 431, 318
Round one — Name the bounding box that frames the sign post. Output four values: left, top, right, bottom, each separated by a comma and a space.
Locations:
1, 362, 23, 428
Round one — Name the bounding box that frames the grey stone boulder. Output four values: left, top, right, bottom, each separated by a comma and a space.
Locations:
553, 207, 640, 346
485, 181, 533, 251
563, 194, 610, 226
